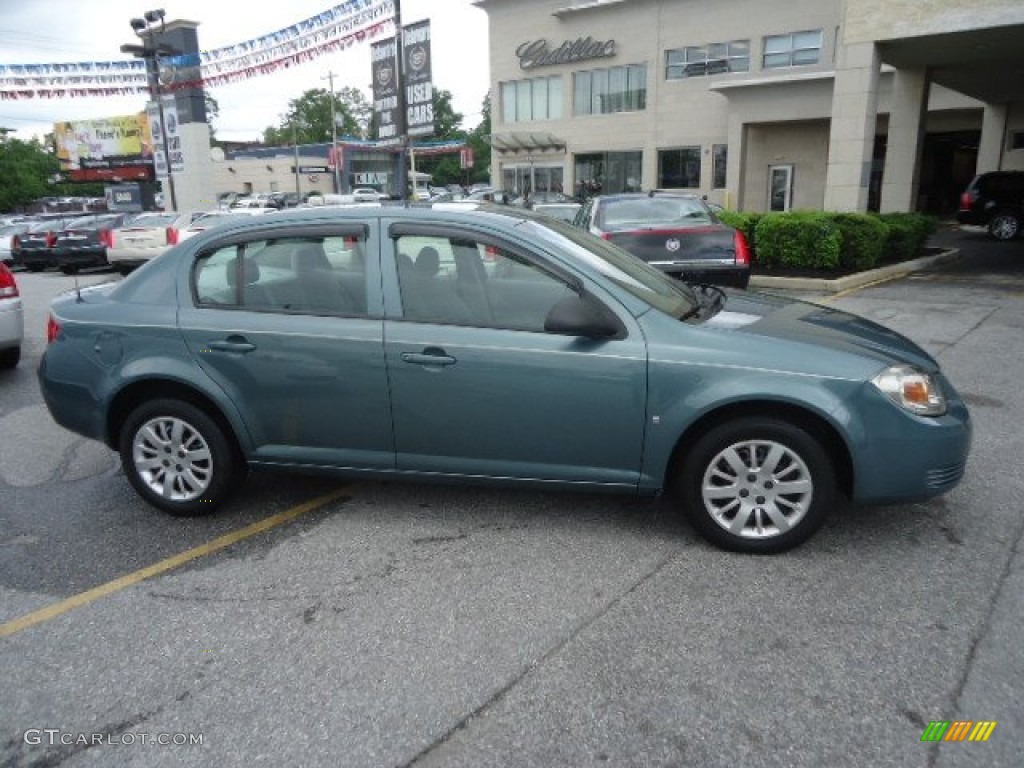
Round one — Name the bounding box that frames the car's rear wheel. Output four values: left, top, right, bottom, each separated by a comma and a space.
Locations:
988, 211, 1021, 241
119, 399, 241, 517
678, 417, 834, 554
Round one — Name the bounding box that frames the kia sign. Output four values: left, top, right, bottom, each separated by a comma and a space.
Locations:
403, 20, 433, 137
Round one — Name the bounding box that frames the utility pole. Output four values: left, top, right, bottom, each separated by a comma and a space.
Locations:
394, 0, 407, 202
322, 71, 341, 194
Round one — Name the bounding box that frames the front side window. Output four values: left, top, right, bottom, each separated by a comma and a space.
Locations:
193, 233, 368, 316
393, 232, 575, 332
666, 40, 750, 79
501, 75, 563, 122
763, 30, 822, 69
658, 147, 702, 189
574, 64, 646, 115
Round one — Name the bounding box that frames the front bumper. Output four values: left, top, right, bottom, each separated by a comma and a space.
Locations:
848, 383, 972, 504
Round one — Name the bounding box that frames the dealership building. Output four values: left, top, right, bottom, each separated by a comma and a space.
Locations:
476, 0, 1024, 214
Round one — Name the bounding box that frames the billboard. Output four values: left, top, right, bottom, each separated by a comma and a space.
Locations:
371, 36, 400, 146
371, 19, 434, 144
146, 95, 184, 177
54, 114, 154, 182
402, 20, 433, 137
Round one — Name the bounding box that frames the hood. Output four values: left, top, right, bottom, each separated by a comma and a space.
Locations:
701, 290, 938, 371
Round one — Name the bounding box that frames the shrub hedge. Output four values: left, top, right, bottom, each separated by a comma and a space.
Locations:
716, 208, 938, 271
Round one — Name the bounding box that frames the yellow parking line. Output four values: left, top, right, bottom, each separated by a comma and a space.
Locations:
0, 487, 351, 639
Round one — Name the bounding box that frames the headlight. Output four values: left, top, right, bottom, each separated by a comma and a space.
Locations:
871, 365, 947, 416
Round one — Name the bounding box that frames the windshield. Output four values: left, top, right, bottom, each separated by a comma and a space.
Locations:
598, 196, 713, 231
516, 217, 699, 319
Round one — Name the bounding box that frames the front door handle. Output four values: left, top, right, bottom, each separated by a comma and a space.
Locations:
401, 347, 456, 367
207, 335, 256, 354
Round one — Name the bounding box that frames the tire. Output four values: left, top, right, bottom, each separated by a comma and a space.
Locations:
26, 264, 45, 273
678, 417, 835, 554
988, 211, 1021, 241
0, 346, 20, 369
60, 265, 79, 275
119, 399, 242, 517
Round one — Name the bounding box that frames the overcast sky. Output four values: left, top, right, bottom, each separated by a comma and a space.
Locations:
0, 0, 490, 142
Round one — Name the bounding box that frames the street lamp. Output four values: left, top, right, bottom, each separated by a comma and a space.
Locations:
121, 8, 178, 211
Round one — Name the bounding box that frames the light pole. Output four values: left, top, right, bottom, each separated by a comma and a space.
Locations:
121, 8, 178, 211
322, 71, 341, 194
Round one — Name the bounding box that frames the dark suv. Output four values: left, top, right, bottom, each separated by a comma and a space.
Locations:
956, 170, 1024, 240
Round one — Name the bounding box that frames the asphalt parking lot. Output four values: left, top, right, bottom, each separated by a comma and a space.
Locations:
1, 227, 1022, 767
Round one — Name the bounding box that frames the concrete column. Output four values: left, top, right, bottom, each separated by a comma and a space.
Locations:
824, 42, 880, 212
880, 68, 929, 213
171, 123, 216, 213
725, 115, 748, 210
977, 103, 1008, 173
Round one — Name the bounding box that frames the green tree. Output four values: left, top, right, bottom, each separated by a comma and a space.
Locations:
263, 87, 372, 145
205, 92, 220, 142
0, 133, 86, 212
413, 88, 493, 187
465, 91, 492, 185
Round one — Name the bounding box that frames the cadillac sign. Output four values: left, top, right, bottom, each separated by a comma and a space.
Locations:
517, 36, 616, 70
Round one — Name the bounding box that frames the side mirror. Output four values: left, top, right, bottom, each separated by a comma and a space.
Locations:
544, 292, 622, 338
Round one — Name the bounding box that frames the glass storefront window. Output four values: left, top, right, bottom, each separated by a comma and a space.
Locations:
573, 152, 642, 197
658, 147, 701, 189
712, 145, 727, 189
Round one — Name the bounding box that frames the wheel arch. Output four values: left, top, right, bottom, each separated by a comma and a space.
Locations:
664, 399, 854, 498
106, 379, 247, 465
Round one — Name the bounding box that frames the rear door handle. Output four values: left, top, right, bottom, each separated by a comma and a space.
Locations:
401, 347, 456, 367
207, 335, 256, 354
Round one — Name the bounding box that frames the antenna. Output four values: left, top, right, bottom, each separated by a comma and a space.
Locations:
74, 274, 82, 302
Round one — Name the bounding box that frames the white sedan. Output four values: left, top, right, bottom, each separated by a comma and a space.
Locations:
106, 211, 209, 273
0, 261, 23, 368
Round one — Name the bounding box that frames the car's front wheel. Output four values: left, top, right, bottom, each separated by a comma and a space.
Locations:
119, 399, 242, 516
678, 417, 835, 553
988, 211, 1021, 241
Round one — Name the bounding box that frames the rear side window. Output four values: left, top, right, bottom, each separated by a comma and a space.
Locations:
193, 234, 368, 316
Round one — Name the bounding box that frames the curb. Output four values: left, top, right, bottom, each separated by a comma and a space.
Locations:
748, 248, 961, 293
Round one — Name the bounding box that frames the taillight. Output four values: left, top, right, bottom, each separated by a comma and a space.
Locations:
10, 235, 20, 250
959, 191, 973, 210
46, 314, 61, 343
734, 230, 751, 266
99, 229, 113, 248
46, 231, 57, 248
166, 227, 179, 246
0, 263, 18, 298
